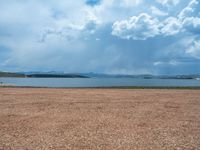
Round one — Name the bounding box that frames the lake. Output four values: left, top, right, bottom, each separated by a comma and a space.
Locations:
0, 77, 200, 88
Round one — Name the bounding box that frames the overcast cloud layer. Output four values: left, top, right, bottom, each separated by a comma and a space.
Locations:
0, 0, 200, 75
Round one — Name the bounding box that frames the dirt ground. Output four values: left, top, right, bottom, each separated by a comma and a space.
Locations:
0, 88, 200, 150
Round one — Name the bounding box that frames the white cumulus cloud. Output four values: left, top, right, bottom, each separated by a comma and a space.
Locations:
156, 0, 180, 6
161, 17, 182, 36
112, 0, 200, 40
178, 0, 199, 19
151, 6, 168, 16
112, 13, 161, 40
182, 17, 200, 33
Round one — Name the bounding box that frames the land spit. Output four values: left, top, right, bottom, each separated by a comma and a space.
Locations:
0, 88, 200, 149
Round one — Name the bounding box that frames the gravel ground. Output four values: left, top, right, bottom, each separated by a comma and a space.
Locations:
0, 88, 200, 150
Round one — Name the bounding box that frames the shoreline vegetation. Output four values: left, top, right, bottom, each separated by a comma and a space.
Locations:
0, 83, 15, 87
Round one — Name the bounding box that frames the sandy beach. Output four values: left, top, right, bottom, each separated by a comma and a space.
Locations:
0, 87, 200, 149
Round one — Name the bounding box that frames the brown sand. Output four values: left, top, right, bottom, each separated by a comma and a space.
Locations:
0, 88, 200, 150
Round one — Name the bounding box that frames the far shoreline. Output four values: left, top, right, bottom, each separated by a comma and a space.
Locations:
1, 85, 200, 90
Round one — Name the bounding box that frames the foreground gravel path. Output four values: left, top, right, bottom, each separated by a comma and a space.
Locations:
0, 88, 200, 150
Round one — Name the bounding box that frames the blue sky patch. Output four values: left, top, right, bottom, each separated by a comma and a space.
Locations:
85, 0, 101, 6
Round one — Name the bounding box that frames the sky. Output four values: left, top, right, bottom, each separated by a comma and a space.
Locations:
0, 0, 200, 75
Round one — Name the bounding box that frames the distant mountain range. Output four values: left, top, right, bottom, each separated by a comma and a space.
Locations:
80, 73, 200, 80
0, 71, 200, 80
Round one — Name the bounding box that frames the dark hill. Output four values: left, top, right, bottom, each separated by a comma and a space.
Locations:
0, 71, 25, 77
26, 74, 89, 78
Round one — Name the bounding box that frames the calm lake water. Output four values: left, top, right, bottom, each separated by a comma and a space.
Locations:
1, 78, 200, 88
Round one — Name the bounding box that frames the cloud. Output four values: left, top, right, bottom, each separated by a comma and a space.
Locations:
112, 14, 182, 40
156, 0, 180, 6
39, 10, 100, 42
0, 45, 11, 61
186, 39, 200, 59
153, 60, 180, 66
178, 0, 198, 19
161, 17, 182, 36
112, 0, 200, 40
151, 6, 168, 16
112, 13, 161, 40
0, 0, 200, 74
182, 17, 200, 33
119, 0, 143, 7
